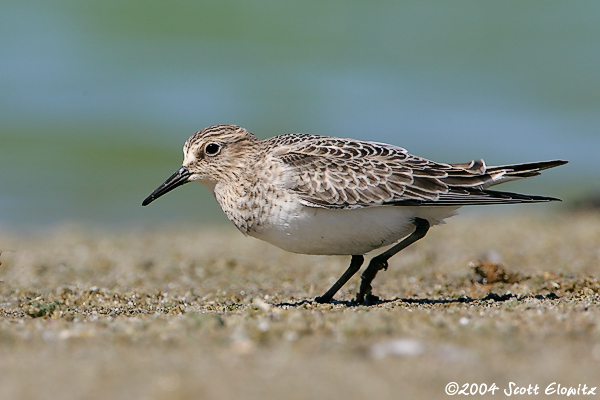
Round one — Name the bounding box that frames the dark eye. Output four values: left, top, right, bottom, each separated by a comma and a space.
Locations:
205, 142, 221, 156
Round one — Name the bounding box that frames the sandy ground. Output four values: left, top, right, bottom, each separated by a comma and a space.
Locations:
0, 211, 599, 399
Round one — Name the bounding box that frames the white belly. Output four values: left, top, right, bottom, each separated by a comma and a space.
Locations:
248, 203, 459, 255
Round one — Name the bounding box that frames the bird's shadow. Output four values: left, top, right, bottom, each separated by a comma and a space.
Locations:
274, 297, 471, 308
274, 292, 558, 308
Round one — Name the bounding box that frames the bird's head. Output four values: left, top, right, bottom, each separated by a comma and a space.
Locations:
142, 124, 259, 206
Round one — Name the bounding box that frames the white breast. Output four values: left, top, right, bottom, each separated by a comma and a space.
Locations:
248, 201, 460, 256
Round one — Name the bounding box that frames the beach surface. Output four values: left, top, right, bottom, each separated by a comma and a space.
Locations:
0, 211, 599, 399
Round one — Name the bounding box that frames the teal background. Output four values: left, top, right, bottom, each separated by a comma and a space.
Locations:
1, 1, 598, 229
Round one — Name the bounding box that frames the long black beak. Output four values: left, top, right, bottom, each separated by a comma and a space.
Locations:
142, 167, 192, 206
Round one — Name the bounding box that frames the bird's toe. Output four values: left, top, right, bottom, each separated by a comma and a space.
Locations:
314, 295, 332, 304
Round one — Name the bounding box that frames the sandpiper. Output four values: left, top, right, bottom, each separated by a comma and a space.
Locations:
142, 124, 567, 304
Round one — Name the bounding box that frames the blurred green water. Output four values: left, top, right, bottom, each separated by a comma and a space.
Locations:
1, 1, 599, 229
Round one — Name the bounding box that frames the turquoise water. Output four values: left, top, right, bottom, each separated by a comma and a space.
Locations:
1, 1, 599, 228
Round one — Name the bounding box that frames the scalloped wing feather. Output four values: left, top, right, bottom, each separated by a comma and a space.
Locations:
266, 134, 566, 209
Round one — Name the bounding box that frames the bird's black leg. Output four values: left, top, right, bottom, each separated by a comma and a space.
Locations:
315, 255, 364, 303
355, 218, 430, 304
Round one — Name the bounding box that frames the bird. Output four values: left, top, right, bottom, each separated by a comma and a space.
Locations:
142, 124, 567, 304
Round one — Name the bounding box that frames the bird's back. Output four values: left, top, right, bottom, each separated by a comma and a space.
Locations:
263, 133, 567, 209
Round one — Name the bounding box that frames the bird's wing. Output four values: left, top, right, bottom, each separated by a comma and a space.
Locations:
267, 134, 564, 209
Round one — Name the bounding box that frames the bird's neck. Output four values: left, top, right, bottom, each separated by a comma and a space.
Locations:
213, 178, 263, 234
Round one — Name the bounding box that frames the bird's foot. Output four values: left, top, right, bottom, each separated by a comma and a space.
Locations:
314, 295, 332, 304
354, 293, 380, 305
364, 294, 381, 305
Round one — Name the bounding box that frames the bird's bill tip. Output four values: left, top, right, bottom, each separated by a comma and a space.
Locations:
142, 167, 191, 206
141, 195, 156, 207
